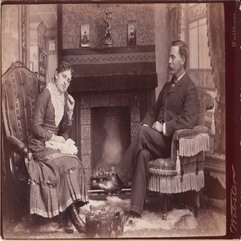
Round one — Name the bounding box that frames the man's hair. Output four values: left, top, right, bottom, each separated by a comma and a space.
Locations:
171, 40, 189, 69
55, 62, 74, 78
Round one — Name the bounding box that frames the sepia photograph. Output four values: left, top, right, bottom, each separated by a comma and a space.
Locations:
1, 1, 229, 239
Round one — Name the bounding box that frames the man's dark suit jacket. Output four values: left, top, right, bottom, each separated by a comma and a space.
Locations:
142, 73, 199, 137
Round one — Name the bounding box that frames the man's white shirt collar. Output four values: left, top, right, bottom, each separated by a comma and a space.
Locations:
176, 71, 186, 81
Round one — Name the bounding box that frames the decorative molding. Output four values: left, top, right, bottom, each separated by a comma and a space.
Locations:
63, 51, 155, 65
20, 5, 27, 65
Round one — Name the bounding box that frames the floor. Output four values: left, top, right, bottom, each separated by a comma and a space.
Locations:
2, 194, 226, 239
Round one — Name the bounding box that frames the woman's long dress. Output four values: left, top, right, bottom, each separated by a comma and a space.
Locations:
27, 84, 88, 218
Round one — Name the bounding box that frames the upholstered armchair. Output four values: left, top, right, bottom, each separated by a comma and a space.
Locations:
2, 61, 39, 183
147, 89, 214, 219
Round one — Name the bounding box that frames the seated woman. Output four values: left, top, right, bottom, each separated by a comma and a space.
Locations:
28, 62, 88, 233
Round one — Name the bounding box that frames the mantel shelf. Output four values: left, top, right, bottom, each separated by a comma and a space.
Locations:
61, 45, 157, 79
61, 45, 155, 56
62, 46, 156, 67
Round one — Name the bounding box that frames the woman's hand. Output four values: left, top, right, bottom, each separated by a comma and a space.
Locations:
51, 134, 66, 143
67, 94, 75, 112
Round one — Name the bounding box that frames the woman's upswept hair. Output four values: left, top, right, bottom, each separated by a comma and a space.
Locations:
171, 40, 189, 69
55, 62, 74, 77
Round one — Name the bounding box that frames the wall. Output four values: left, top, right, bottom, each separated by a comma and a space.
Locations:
61, 4, 155, 49
61, 3, 173, 100
2, 5, 20, 73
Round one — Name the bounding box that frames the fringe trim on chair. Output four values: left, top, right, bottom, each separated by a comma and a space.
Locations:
179, 133, 210, 157
176, 156, 181, 175
148, 171, 204, 194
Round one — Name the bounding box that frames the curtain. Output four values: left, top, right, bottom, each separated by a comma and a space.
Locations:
154, 4, 171, 96
169, 4, 181, 42
207, 3, 225, 154
154, 4, 181, 97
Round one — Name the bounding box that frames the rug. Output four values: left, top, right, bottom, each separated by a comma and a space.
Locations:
11, 196, 198, 238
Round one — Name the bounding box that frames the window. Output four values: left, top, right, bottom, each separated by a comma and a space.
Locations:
189, 18, 211, 69
180, 3, 211, 70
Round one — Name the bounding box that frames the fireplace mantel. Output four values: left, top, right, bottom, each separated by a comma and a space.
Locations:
61, 46, 157, 92
61, 46, 157, 188
61, 45, 155, 62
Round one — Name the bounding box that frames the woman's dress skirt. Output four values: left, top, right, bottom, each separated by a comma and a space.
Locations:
26, 142, 88, 218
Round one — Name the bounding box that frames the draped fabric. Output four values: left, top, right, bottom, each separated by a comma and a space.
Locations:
169, 4, 181, 42
207, 3, 225, 153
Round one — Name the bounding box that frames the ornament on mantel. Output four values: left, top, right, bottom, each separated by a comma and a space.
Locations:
103, 11, 113, 47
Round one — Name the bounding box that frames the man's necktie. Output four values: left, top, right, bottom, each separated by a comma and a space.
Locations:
171, 75, 178, 86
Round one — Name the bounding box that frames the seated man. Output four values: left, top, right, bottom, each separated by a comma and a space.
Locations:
98, 40, 199, 219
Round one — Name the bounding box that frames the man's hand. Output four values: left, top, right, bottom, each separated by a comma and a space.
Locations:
67, 94, 75, 112
152, 121, 163, 132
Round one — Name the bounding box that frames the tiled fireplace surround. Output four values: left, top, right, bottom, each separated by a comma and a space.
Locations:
79, 91, 142, 188
62, 47, 157, 189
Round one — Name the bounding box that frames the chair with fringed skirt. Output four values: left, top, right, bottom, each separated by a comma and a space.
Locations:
147, 89, 214, 219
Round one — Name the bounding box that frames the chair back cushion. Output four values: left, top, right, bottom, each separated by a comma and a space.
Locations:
2, 62, 39, 145
197, 89, 214, 126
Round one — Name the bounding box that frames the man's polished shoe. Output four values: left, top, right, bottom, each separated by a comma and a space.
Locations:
97, 174, 123, 193
125, 210, 141, 225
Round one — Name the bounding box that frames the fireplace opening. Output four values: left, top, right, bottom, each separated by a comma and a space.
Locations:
91, 106, 131, 180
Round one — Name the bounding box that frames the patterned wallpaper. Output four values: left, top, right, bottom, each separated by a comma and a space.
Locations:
62, 4, 155, 49
2, 5, 20, 73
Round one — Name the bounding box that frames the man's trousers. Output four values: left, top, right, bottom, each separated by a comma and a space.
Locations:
116, 125, 172, 215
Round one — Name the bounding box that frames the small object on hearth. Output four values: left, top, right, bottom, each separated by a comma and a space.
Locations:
86, 206, 124, 238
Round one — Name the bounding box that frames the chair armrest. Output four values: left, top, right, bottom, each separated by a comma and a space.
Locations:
171, 126, 210, 174
172, 126, 209, 141
7, 135, 28, 155
9, 150, 29, 183
171, 125, 209, 159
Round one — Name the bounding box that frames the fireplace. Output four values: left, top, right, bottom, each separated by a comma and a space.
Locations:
77, 91, 144, 188
62, 46, 157, 189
